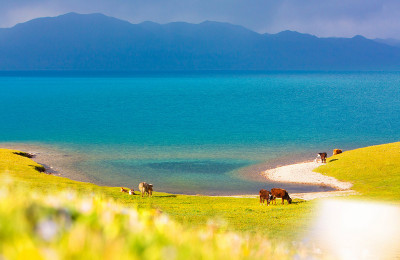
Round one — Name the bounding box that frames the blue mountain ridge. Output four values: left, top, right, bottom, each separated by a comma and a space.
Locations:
0, 12, 399, 71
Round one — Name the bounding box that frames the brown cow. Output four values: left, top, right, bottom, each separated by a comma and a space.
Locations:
333, 149, 342, 155
120, 187, 129, 193
138, 182, 153, 197
318, 152, 328, 163
259, 189, 271, 205
147, 184, 153, 197
270, 188, 292, 205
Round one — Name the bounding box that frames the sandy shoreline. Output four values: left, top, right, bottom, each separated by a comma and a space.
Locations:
263, 161, 353, 190
222, 162, 357, 200
260, 161, 357, 200
1, 142, 357, 200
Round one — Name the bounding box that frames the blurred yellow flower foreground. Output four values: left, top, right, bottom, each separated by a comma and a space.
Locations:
0, 176, 294, 260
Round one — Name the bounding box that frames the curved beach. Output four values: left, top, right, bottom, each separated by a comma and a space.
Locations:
1, 142, 339, 196
1, 142, 356, 199
263, 161, 352, 190
261, 161, 357, 200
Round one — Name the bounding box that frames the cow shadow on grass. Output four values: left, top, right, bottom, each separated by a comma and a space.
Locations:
128, 193, 177, 198
136, 194, 177, 198
268, 200, 304, 206
154, 194, 177, 198
329, 159, 339, 163
290, 200, 305, 205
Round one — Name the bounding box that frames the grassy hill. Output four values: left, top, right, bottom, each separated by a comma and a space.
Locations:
314, 142, 400, 201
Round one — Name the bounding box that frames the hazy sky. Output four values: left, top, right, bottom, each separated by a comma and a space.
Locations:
1, 0, 399, 39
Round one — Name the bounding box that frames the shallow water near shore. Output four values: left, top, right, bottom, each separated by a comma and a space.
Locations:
1, 71, 400, 195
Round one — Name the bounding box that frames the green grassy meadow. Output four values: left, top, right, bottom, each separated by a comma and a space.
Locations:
1, 142, 400, 258
1, 178, 296, 260
314, 142, 400, 201
0, 148, 315, 241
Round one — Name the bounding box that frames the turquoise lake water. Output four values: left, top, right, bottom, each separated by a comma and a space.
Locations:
1, 72, 399, 194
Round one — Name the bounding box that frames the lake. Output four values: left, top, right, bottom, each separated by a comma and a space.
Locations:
1, 71, 399, 194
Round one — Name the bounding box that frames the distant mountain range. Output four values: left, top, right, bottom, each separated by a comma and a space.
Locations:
373, 38, 400, 48
0, 12, 400, 71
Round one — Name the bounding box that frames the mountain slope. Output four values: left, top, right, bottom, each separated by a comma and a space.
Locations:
374, 38, 400, 48
0, 12, 399, 71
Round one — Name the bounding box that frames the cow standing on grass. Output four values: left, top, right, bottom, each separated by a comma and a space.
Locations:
138, 182, 153, 197
270, 188, 292, 205
259, 189, 271, 205
333, 149, 342, 155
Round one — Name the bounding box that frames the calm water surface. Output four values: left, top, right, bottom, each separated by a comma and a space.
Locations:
1, 72, 399, 194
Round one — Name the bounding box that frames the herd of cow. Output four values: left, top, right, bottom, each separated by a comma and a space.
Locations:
259, 188, 292, 205
123, 183, 293, 206
259, 150, 343, 206
121, 182, 153, 197
316, 149, 342, 163
122, 150, 342, 204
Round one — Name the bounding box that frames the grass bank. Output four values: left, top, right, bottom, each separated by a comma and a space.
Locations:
1, 178, 303, 259
2, 142, 400, 258
314, 142, 400, 201
0, 148, 315, 241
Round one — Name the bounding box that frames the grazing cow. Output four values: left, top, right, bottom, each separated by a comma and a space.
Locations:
147, 184, 153, 197
120, 187, 129, 193
270, 188, 292, 205
318, 152, 328, 163
129, 189, 135, 195
259, 189, 271, 205
333, 149, 342, 155
138, 182, 153, 197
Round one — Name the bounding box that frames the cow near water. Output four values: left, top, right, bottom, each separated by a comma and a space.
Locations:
317, 152, 327, 163
259, 189, 271, 206
270, 188, 292, 205
139, 182, 153, 197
